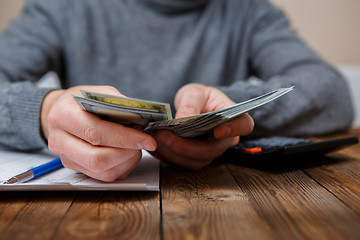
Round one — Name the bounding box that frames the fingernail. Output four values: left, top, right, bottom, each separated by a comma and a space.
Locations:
219, 126, 231, 138
138, 140, 156, 151
157, 133, 172, 146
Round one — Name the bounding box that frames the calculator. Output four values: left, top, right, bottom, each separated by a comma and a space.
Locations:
226, 136, 359, 161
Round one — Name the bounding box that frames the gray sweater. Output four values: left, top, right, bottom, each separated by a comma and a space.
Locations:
0, 0, 354, 151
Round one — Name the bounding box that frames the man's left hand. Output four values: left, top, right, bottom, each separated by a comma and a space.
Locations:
150, 83, 254, 170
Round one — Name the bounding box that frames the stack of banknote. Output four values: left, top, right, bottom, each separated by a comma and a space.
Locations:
73, 86, 293, 138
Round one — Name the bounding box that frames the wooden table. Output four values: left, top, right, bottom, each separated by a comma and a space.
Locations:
1, 129, 360, 240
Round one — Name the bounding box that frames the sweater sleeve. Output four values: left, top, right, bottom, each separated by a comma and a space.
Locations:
0, 0, 64, 150
219, 0, 354, 138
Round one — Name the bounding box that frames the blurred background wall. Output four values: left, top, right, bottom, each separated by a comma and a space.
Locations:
0, 0, 25, 33
0, 0, 359, 126
271, 0, 360, 65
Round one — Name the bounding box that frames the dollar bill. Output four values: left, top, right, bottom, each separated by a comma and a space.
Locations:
74, 86, 294, 138
73, 91, 172, 127
81, 90, 173, 120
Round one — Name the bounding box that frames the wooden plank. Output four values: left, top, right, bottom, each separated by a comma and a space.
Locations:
53, 191, 160, 240
227, 160, 360, 239
303, 151, 360, 215
161, 162, 273, 240
302, 130, 360, 213
0, 192, 29, 234
0, 192, 74, 240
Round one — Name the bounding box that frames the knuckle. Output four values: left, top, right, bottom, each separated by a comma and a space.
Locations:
88, 150, 107, 172
84, 127, 101, 145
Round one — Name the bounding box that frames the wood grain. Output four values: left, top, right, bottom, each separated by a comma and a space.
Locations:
302, 149, 360, 215
0, 192, 30, 234
0, 130, 359, 240
0, 192, 74, 240
227, 158, 360, 240
303, 130, 360, 213
53, 191, 160, 240
161, 162, 273, 240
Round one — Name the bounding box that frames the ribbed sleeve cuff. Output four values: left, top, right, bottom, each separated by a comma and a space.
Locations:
11, 84, 54, 150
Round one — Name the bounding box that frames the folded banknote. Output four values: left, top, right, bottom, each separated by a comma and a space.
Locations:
74, 91, 172, 127
74, 86, 294, 138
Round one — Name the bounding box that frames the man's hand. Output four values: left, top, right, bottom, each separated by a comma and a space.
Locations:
150, 83, 254, 170
41, 86, 157, 182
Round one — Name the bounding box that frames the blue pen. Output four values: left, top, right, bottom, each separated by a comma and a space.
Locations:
3, 157, 63, 184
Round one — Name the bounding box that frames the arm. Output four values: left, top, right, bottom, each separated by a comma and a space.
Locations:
218, 0, 354, 137
0, 1, 156, 182
150, 0, 353, 169
0, 0, 64, 150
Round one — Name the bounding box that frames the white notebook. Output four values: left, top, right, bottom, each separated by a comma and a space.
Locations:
0, 149, 159, 191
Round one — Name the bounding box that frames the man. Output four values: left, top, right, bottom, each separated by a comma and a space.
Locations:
0, 0, 353, 181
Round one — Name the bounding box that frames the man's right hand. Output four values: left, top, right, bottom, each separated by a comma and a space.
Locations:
41, 86, 157, 182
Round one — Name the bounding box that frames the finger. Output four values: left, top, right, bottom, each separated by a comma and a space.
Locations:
213, 113, 254, 138
152, 130, 239, 168
60, 152, 141, 182
155, 136, 237, 170
49, 102, 157, 151
48, 129, 141, 173
154, 143, 208, 170
174, 84, 208, 118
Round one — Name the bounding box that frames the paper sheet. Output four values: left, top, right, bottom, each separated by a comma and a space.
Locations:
0, 149, 159, 191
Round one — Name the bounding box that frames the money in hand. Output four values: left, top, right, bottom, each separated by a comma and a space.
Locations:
143, 86, 294, 137
73, 87, 294, 138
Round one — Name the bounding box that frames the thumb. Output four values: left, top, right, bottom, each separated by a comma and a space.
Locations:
174, 84, 209, 119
